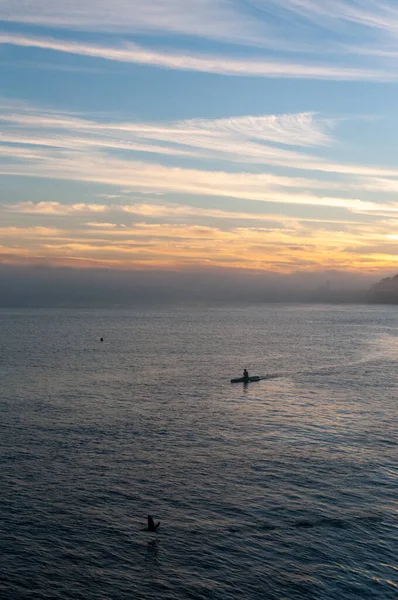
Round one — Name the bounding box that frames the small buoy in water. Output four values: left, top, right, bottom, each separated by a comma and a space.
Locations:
100, 337, 104, 342
147, 515, 160, 532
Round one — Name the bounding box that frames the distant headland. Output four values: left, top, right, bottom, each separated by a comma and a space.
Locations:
368, 274, 398, 304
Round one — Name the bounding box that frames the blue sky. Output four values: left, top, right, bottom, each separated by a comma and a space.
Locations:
2, 0, 398, 274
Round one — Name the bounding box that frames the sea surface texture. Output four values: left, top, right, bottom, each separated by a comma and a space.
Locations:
1, 304, 397, 599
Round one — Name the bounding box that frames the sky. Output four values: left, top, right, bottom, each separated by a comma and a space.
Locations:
2, 0, 398, 282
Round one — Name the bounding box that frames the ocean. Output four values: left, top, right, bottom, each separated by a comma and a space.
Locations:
1, 304, 397, 599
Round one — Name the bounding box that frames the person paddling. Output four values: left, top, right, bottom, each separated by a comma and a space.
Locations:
243, 368, 249, 383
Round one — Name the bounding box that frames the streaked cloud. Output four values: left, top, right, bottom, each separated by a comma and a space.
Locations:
3, 0, 398, 52
0, 33, 394, 81
1, 216, 398, 273
3, 201, 108, 215
0, 0, 263, 45
0, 150, 380, 211
0, 226, 60, 237
0, 105, 335, 172
275, 0, 398, 34
3, 103, 398, 183
3, 1, 398, 276
85, 222, 119, 228
0, 201, 375, 233
2, 102, 398, 226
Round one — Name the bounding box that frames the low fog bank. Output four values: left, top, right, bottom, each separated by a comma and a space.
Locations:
0, 265, 378, 308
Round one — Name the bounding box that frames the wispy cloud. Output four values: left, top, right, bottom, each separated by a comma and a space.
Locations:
181, 112, 333, 147
85, 222, 119, 228
2, 201, 376, 231
1, 101, 392, 181
3, 0, 398, 50
2, 2, 398, 275
0, 104, 337, 173
3, 0, 398, 84
3, 203, 374, 241
0, 101, 338, 174
0, 32, 394, 81
3, 202, 108, 215
3, 149, 398, 215
275, 0, 398, 34
0, 151, 372, 210
1, 217, 397, 273
0, 226, 60, 237
0, 0, 263, 45
3, 101, 398, 218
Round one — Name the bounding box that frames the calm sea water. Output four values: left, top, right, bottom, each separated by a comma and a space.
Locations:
1, 304, 398, 599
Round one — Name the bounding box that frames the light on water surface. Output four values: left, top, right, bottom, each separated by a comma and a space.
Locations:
1, 305, 398, 599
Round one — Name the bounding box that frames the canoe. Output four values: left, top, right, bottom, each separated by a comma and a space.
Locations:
230, 375, 261, 383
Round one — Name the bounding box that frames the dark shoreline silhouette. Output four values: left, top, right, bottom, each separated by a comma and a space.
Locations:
368, 273, 398, 304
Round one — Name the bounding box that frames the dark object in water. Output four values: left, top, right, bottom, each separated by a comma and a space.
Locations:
100, 337, 104, 342
231, 375, 261, 383
230, 374, 279, 384
147, 515, 160, 532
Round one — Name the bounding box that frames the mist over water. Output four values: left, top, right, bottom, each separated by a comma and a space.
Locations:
1, 304, 397, 599
0, 264, 376, 307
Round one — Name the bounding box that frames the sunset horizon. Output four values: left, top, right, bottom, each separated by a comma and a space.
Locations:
2, 4, 398, 597
2, 1, 398, 277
